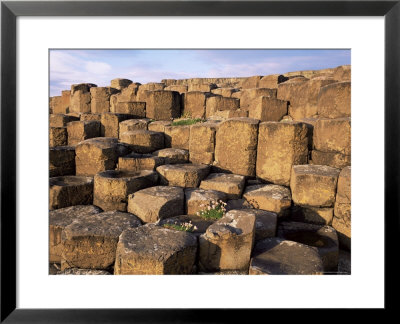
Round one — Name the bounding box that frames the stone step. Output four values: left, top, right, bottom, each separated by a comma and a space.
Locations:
157, 163, 210, 188
153, 148, 189, 164
199, 173, 245, 200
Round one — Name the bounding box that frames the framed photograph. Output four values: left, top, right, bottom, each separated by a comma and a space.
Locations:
1, 0, 398, 321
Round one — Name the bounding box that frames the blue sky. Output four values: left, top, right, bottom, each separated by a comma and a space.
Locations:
50, 49, 350, 96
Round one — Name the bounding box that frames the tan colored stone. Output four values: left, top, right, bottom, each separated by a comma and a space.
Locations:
157, 163, 210, 188
183, 91, 214, 118
49, 176, 93, 210
115, 102, 146, 116
49, 205, 102, 263
290, 205, 334, 225
164, 125, 190, 149
110, 78, 132, 90
313, 118, 351, 155
205, 96, 240, 117
50, 146, 75, 177
336, 166, 351, 203
212, 109, 248, 119
243, 184, 292, 216
211, 88, 239, 97
158, 214, 215, 236
188, 83, 217, 92
199, 210, 256, 271
259, 74, 289, 89
90, 87, 119, 113
318, 81, 351, 118
70, 83, 97, 113
332, 65, 351, 81
79, 113, 102, 122
119, 118, 149, 135
256, 121, 309, 186
67, 121, 101, 145
311, 150, 351, 169
61, 211, 142, 270
277, 221, 339, 271
249, 97, 288, 122
164, 85, 188, 94
214, 118, 259, 176
189, 122, 218, 164
75, 137, 130, 176
127, 186, 185, 223
114, 224, 197, 274
249, 237, 324, 275
240, 76, 262, 89
93, 170, 158, 211
100, 113, 134, 138
185, 188, 227, 215
50, 114, 79, 127
49, 127, 68, 147
120, 130, 164, 153
148, 120, 171, 133
153, 148, 189, 164
139, 82, 165, 91
118, 152, 164, 171
290, 165, 340, 207
233, 88, 277, 111
110, 83, 141, 112
332, 204, 351, 250
146, 90, 181, 120
200, 173, 245, 199
225, 198, 253, 211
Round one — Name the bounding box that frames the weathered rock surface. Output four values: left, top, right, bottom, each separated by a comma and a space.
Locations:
49, 176, 94, 210
114, 224, 197, 274
189, 122, 218, 164
118, 152, 164, 171
158, 214, 215, 236
200, 173, 246, 199
153, 148, 189, 164
249, 97, 288, 122
61, 211, 142, 270
164, 125, 190, 150
290, 205, 334, 225
157, 164, 210, 187
199, 210, 256, 272
127, 186, 184, 223
67, 120, 101, 146
49, 146, 75, 177
318, 81, 351, 118
277, 221, 339, 271
183, 91, 213, 118
49, 127, 68, 147
290, 165, 340, 207
50, 114, 79, 127
49, 205, 102, 263
119, 118, 149, 135
311, 150, 351, 169
184, 188, 227, 215
146, 90, 181, 120
120, 130, 164, 153
243, 184, 292, 216
256, 121, 309, 186
249, 237, 324, 275
93, 170, 158, 211
313, 118, 351, 156
101, 113, 133, 138
214, 118, 259, 176
75, 137, 130, 176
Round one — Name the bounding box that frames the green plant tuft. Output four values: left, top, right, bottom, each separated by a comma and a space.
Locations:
197, 199, 227, 220
171, 118, 205, 126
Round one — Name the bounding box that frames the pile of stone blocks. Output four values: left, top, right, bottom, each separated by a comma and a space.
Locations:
49, 64, 351, 275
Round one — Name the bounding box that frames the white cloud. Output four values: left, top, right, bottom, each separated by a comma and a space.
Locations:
85, 61, 112, 74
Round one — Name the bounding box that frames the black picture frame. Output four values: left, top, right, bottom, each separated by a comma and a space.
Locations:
1, 0, 398, 322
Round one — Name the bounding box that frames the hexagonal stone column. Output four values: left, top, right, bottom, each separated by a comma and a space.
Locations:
214, 118, 259, 176
49, 176, 94, 210
256, 121, 309, 186
120, 130, 164, 153
49, 205, 102, 263
49, 127, 68, 147
290, 165, 340, 207
277, 221, 339, 271
119, 118, 149, 135
90, 87, 119, 113
189, 122, 218, 165
148, 120, 171, 133
110, 78, 132, 90
50, 114, 79, 127
249, 237, 324, 275
67, 120, 101, 146
311, 150, 351, 169
61, 211, 142, 270
243, 184, 292, 216
317, 81, 351, 118
146, 90, 181, 120
75, 138, 130, 176
114, 224, 197, 274
248, 97, 288, 122
199, 210, 256, 272
238, 209, 278, 241
184, 188, 227, 215
199, 173, 245, 199
153, 148, 189, 164
101, 113, 134, 138
118, 153, 164, 171
183, 91, 213, 118
127, 186, 184, 223
70, 83, 97, 113
313, 118, 351, 156
94, 170, 158, 211
164, 125, 190, 150
205, 96, 240, 118
50, 146, 75, 177
156, 164, 210, 188
333, 166, 351, 250
115, 102, 146, 117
